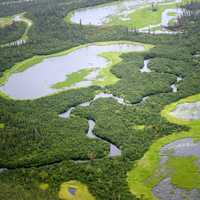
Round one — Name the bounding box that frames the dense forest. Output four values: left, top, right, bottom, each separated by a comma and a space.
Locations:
0, 0, 200, 199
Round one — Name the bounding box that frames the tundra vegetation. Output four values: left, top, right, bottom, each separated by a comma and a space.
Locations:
0, 0, 200, 200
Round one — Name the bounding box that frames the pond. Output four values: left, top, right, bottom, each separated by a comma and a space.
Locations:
171, 101, 200, 120
69, 0, 179, 26
153, 138, 200, 200
0, 42, 145, 100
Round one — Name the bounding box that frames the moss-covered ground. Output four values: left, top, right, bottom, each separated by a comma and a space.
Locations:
128, 93, 200, 200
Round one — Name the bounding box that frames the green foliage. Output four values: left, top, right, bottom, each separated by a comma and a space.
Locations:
0, 0, 200, 200
0, 17, 12, 28
52, 68, 92, 89
166, 156, 200, 189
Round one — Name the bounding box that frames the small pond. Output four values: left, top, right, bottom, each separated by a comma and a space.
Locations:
171, 101, 200, 120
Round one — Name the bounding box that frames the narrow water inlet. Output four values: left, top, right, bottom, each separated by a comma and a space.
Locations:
59, 107, 75, 119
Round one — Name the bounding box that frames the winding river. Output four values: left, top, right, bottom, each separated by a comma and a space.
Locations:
59, 92, 128, 157
0, 42, 146, 100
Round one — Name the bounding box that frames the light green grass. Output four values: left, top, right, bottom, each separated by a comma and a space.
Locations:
128, 93, 200, 200
58, 180, 95, 200
109, 3, 177, 29
65, 11, 74, 24
168, 11, 177, 16
166, 156, 200, 189
93, 52, 121, 86
133, 125, 145, 130
168, 18, 177, 26
20, 14, 33, 40
39, 183, 49, 191
0, 41, 153, 98
52, 68, 92, 89
0, 17, 12, 28
0, 123, 4, 129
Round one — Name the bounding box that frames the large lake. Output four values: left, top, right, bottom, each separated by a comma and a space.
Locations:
0, 42, 145, 100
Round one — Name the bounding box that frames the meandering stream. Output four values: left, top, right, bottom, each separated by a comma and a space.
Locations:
59, 92, 131, 119
88, 120, 121, 157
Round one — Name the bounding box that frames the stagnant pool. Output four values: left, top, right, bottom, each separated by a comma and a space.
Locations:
0, 42, 146, 100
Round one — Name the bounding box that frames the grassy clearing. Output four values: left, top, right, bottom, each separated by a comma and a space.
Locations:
93, 52, 121, 86
133, 125, 145, 131
108, 3, 177, 29
128, 93, 200, 200
166, 156, 200, 189
52, 68, 92, 89
0, 17, 13, 28
0, 123, 4, 129
39, 183, 49, 191
20, 14, 33, 40
58, 181, 95, 200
